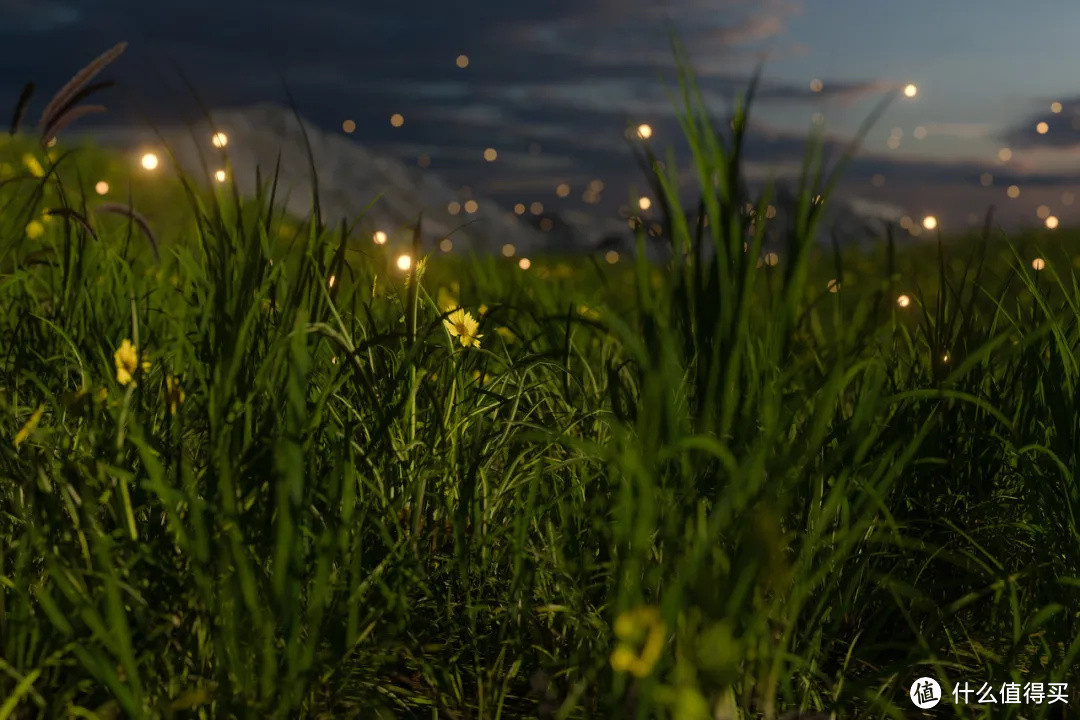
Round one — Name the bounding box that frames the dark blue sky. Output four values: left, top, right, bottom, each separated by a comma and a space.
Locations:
5, 0, 1080, 232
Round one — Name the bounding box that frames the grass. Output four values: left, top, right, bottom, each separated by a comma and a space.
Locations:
3, 41, 1080, 719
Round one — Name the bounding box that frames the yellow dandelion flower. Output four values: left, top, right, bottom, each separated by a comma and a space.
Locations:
22, 153, 44, 178
444, 308, 482, 348
114, 339, 140, 386
25, 220, 44, 239
610, 606, 667, 678
165, 376, 185, 415
14, 403, 45, 448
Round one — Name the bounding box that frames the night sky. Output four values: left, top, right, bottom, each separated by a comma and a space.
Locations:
4, 0, 1080, 233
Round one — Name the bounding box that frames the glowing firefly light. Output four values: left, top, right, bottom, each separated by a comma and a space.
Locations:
922, 215, 937, 230
636, 123, 652, 139
396, 254, 412, 271
897, 294, 911, 308
214, 169, 226, 182
639, 196, 651, 210
1046, 216, 1060, 229
141, 152, 159, 170
211, 132, 228, 148
373, 230, 388, 245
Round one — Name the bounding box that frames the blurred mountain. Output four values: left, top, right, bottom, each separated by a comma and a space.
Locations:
73, 104, 907, 257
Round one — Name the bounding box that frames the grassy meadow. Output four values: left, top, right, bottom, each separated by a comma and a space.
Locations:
5, 48, 1080, 719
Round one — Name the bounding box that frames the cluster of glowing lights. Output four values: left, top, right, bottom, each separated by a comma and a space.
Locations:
140, 152, 159, 170
903, 83, 918, 98
390, 113, 404, 128
897, 294, 911, 308
211, 132, 228, 148
373, 230, 388, 245
483, 147, 497, 162
922, 215, 937, 230
342, 119, 356, 133
502, 243, 516, 257
636, 124, 652, 139
396, 254, 412, 271
95, 180, 109, 195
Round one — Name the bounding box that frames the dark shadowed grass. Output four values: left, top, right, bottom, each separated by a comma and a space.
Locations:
2, 42, 1080, 720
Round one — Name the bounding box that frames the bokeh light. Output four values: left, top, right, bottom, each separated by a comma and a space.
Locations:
1037, 205, 1051, 219
464, 200, 478, 214
447, 201, 461, 215
390, 113, 404, 127
897, 294, 911, 308
95, 180, 109, 195
518, 258, 531, 270
922, 215, 937, 230
342, 119, 356, 133
810, 78, 823, 92
211, 132, 228, 148
639, 196, 651, 210
1007, 185, 1021, 199
903, 83, 918, 98
502, 243, 516, 257
998, 148, 1012, 162
440, 238, 453, 252
396, 254, 412, 270
456, 54, 469, 68
373, 230, 388, 245
483, 147, 497, 162
1037, 121, 1049, 134
214, 169, 226, 183
606, 250, 620, 264
636, 124, 652, 139
1046, 216, 1060, 229
140, 152, 159, 170
530, 201, 543, 215
1033, 257, 1046, 270
1052, 101, 1063, 113
514, 203, 526, 215
556, 183, 570, 197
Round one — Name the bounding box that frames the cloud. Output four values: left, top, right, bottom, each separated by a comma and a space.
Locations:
1001, 97, 1080, 148
0, 0, 81, 32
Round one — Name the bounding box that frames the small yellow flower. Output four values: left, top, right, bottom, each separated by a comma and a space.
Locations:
444, 308, 482, 348
25, 220, 44, 239
14, 404, 45, 448
165, 376, 185, 415
114, 339, 139, 386
610, 605, 667, 678
22, 153, 44, 178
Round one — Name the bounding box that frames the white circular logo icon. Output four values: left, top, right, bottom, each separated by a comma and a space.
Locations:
910, 677, 942, 709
